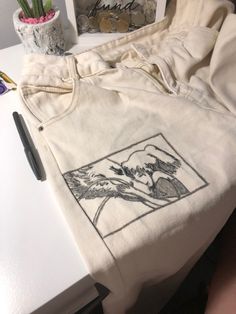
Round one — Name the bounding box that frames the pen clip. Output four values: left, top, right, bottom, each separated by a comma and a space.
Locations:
25, 148, 42, 180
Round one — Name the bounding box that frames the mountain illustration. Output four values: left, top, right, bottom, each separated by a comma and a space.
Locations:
64, 144, 189, 227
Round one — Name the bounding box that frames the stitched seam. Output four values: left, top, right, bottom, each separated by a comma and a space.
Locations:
39, 79, 80, 128
21, 86, 72, 94
20, 87, 43, 123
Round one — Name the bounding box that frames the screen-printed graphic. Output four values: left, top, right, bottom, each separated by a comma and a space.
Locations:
64, 134, 208, 238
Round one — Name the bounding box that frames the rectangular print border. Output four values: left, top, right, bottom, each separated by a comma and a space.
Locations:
63, 133, 208, 238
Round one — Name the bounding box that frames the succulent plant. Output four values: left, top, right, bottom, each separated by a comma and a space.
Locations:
17, 0, 53, 18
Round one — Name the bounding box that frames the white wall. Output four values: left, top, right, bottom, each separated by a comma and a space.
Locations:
0, 1, 20, 49
0, 0, 69, 49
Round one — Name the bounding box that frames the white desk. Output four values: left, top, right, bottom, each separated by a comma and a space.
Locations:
0, 44, 99, 314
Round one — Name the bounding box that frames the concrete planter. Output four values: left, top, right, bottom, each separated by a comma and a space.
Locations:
13, 8, 65, 55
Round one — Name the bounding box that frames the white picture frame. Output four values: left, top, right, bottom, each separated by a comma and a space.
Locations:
65, 0, 167, 45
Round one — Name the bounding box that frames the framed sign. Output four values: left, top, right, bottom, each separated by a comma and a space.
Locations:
65, 0, 167, 43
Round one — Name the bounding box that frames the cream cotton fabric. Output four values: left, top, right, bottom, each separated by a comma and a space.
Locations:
19, 0, 236, 313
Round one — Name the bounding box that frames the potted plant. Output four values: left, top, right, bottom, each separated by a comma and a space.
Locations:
13, 0, 65, 55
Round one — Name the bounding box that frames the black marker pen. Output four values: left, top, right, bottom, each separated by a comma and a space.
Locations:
13, 111, 42, 181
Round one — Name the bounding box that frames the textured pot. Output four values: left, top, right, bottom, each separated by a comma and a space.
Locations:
13, 8, 65, 55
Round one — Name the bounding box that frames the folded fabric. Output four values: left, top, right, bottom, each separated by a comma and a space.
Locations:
18, 0, 236, 313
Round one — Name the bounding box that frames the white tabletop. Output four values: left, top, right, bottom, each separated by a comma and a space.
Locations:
0, 44, 98, 314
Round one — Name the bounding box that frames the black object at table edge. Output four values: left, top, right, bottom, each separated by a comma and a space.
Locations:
12, 111, 42, 180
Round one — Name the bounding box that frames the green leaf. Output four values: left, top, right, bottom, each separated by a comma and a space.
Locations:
17, 0, 33, 18
44, 0, 53, 13
32, 0, 45, 17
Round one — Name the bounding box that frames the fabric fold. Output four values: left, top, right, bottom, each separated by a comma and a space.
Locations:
18, 1, 236, 313
210, 13, 236, 115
